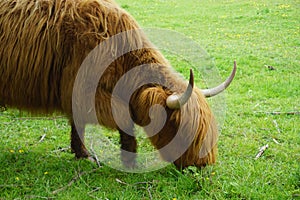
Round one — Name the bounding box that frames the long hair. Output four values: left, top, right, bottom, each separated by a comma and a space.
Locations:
130, 85, 217, 167
0, 0, 217, 167
0, 0, 140, 112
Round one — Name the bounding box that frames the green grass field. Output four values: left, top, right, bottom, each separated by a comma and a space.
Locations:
0, 0, 299, 199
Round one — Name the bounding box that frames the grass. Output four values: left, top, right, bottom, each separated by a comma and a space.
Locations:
0, 0, 299, 199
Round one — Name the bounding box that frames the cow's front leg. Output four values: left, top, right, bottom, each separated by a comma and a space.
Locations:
119, 127, 137, 168
70, 121, 90, 159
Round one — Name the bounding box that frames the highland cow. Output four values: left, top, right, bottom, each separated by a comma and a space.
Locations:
0, 0, 236, 169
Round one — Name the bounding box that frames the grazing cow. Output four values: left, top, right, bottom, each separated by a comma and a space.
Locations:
0, 0, 236, 169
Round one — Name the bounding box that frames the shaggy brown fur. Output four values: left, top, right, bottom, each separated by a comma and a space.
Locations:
0, 0, 217, 169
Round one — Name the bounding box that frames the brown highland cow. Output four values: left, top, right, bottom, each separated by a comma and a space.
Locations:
0, 0, 236, 169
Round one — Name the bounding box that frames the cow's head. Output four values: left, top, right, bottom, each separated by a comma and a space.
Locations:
131, 61, 236, 169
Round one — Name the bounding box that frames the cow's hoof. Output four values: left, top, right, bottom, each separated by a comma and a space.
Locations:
0, 106, 6, 112
121, 155, 137, 169
121, 150, 137, 169
123, 160, 137, 169
73, 147, 90, 159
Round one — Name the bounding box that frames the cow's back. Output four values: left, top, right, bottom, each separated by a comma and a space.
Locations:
0, 0, 117, 113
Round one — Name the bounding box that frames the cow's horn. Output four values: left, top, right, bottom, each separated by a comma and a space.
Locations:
201, 61, 237, 97
166, 69, 194, 109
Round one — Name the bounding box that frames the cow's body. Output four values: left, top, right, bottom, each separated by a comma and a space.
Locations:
0, 0, 235, 169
